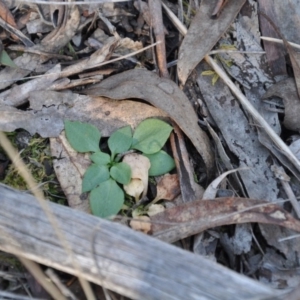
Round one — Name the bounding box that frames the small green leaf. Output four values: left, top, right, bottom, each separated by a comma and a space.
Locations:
219, 44, 237, 51
212, 73, 220, 85
90, 179, 124, 218
201, 70, 216, 76
110, 162, 131, 184
108, 126, 132, 156
144, 150, 175, 176
64, 120, 101, 153
82, 164, 110, 192
90, 151, 111, 165
0, 50, 18, 68
131, 119, 173, 154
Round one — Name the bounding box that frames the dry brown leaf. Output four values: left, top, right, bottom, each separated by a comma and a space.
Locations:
50, 132, 91, 213
50, 2, 64, 28
0, 1, 16, 27
0, 91, 168, 138
123, 153, 150, 199
151, 174, 180, 204
0, 0, 17, 40
258, 1, 300, 96
83, 69, 214, 178
116, 37, 143, 55
258, 0, 287, 76
203, 168, 249, 200
133, 0, 150, 26
263, 78, 300, 132
130, 216, 151, 234
124, 178, 144, 202
170, 124, 204, 203
151, 197, 300, 243
177, 0, 246, 85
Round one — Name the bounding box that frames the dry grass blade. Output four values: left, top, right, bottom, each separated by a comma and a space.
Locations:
19, 257, 67, 300
260, 36, 300, 50
45, 269, 78, 300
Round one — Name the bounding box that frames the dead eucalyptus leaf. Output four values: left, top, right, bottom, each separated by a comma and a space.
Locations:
258, 1, 287, 76
130, 216, 151, 234
263, 78, 300, 132
258, 1, 300, 96
50, 132, 91, 213
203, 168, 249, 199
0, 0, 18, 40
151, 197, 300, 243
83, 69, 214, 178
152, 174, 180, 204
123, 153, 151, 199
170, 124, 204, 203
41, 4, 80, 53
133, 0, 150, 26
177, 0, 246, 85
124, 178, 144, 202
50, 2, 64, 28
0, 91, 167, 138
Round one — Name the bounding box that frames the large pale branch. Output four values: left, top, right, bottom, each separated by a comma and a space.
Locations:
0, 184, 282, 300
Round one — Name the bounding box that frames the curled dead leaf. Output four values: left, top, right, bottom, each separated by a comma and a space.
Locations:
151, 174, 180, 204
124, 178, 144, 202
150, 197, 300, 243
123, 153, 150, 199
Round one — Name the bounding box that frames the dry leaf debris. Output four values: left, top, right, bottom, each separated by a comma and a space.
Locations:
2, 0, 300, 298
123, 153, 151, 201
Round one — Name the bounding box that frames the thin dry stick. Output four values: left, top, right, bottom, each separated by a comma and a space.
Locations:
281, 180, 300, 218
0, 291, 39, 300
8, 45, 73, 60
209, 49, 265, 55
205, 56, 300, 170
149, 0, 169, 78
19, 258, 67, 300
162, 3, 300, 174
45, 269, 78, 300
260, 36, 300, 50
0, 132, 96, 300
0, 41, 160, 84
0, 17, 34, 47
